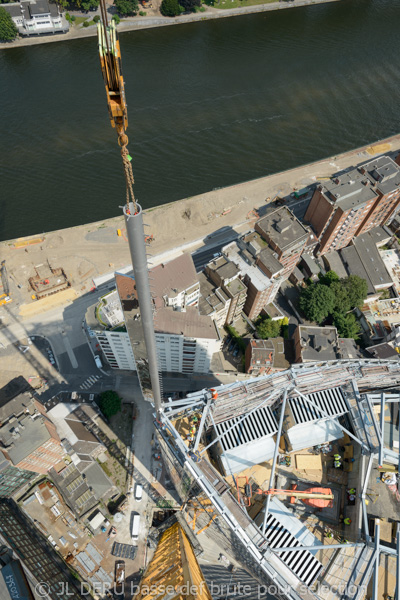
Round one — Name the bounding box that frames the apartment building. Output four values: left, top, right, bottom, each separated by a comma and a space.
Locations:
155, 308, 220, 374
198, 272, 231, 328
222, 240, 282, 320
305, 156, 400, 255
85, 289, 136, 370
114, 269, 220, 375
205, 256, 247, 324
254, 206, 310, 277
151, 253, 200, 309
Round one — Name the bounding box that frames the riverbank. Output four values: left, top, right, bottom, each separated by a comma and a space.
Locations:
2, 131, 400, 318
0, 0, 339, 50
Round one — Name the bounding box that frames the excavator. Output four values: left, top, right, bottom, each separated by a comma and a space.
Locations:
97, 0, 137, 213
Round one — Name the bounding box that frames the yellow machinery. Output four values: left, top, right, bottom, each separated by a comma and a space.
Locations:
97, 0, 136, 212
0, 294, 11, 306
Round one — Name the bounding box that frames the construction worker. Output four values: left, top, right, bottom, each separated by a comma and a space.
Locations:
334, 453, 341, 462
325, 530, 333, 538
334, 459, 342, 469
347, 488, 356, 495
343, 517, 352, 526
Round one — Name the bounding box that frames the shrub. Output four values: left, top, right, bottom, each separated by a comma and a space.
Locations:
112, 14, 121, 23
139, 10, 146, 14
83, 20, 90, 26
70, 14, 76, 20
93, 14, 100, 21
160, 0, 181, 16
99, 390, 122, 419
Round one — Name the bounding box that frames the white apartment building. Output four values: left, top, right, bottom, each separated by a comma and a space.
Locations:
4, 0, 69, 36
95, 330, 136, 371
152, 254, 200, 310
155, 308, 221, 374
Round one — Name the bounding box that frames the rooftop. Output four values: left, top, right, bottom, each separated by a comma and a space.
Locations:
198, 273, 229, 318
321, 156, 400, 211
248, 337, 289, 370
321, 250, 349, 280
151, 254, 198, 301
154, 307, 219, 340
366, 342, 399, 360
297, 325, 339, 362
222, 241, 275, 292
255, 206, 309, 251
206, 255, 241, 282
0, 416, 52, 465
257, 247, 284, 276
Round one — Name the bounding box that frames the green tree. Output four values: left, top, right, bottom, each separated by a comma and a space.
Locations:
333, 312, 360, 339
298, 283, 335, 323
160, 0, 181, 16
319, 270, 339, 287
93, 14, 100, 21
99, 390, 122, 419
341, 275, 368, 309
112, 13, 120, 22
178, 0, 200, 10
330, 280, 351, 314
80, 0, 99, 11
115, 0, 138, 15
0, 6, 17, 41
256, 318, 281, 340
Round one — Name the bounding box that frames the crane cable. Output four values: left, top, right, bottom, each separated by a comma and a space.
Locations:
99, 0, 138, 214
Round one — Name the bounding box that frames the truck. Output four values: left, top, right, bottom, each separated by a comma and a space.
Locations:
131, 514, 140, 542
0, 294, 11, 306
135, 484, 143, 502
94, 355, 102, 369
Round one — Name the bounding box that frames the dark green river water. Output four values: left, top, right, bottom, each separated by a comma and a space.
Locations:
1, 0, 400, 241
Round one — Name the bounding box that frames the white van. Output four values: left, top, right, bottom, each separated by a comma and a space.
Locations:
135, 484, 143, 502
94, 356, 102, 369
131, 514, 140, 541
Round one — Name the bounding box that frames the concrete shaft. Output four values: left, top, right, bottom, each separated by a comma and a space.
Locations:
123, 202, 162, 415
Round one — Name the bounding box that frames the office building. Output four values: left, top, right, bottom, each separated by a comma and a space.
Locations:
205, 256, 248, 324
244, 338, 289, 376
305, 156, 400, 255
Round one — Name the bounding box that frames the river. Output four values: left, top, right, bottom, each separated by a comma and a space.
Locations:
1, 0, 400, 241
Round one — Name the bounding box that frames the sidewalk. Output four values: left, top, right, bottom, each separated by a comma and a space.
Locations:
0, 0, 339, 50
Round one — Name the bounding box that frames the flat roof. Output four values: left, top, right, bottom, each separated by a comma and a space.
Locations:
297, 325, 339, 361
222, 241, 273, 291
155, 307, 219, 340
258, 247, 284, 276
340, 246, 375, 294
151, 254, 198, 300
256, 206, 309, 251
0, 416, 51, 465
352, 232, 393, 288
321, 155, 400, 212
321, 251, 349, 279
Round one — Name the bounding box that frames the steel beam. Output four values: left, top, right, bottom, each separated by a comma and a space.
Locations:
379, 393, 386, 466
372, 520, 380, 600
261, 390, 288, 534
270, 543, 365, 553
193, 397, 212, 452
293, 388, 369, 452
123, 202, 162, 417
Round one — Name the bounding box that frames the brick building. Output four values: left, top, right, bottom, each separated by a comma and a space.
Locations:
254, 206, 310, 277
205, 256, 248, 324
0, 409, 65, 475
245, 338, 289, 376
305, 156, 400, 255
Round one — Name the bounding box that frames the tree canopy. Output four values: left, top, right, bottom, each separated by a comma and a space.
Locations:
342, 275, 368, 309
0, 6, 17, 41
99, 390, 122, 419
298, 283, 335, 324
318, 270, 339, 287
115, 0, 138, 15
332, 312, 361, 340
256, 318, 281, 340
160, 0, 181, 15
178, 0, 200, 10
298, 272, 367, 339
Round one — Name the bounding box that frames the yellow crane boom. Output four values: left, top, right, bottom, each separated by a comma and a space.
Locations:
97, 0, 136, 212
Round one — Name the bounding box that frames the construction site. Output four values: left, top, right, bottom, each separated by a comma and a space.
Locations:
130, 359, 400, 600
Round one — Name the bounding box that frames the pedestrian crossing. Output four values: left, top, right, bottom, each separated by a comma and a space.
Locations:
80, 375, 101, 390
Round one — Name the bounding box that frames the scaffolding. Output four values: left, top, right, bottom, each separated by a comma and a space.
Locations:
157, 359, 400, 600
